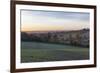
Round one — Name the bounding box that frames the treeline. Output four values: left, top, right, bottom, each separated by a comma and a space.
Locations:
21, 29, 89, 47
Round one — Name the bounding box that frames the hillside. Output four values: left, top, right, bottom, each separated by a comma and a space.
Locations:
21, 29, 89, 47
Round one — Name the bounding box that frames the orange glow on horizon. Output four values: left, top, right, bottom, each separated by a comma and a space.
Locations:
21, 23, 89, 32
21, 24, 66, 32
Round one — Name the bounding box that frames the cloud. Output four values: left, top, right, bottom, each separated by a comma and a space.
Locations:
21, 10, 90, 31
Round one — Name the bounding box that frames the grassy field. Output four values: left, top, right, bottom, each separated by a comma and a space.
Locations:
21, 41, 89, 63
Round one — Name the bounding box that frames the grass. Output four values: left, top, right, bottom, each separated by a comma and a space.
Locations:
21, 41, 89, 63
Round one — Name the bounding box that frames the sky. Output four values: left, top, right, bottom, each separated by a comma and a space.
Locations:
21, 10, 90, 32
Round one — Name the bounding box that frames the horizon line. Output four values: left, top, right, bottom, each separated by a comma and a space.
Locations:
21, 28, 89, 32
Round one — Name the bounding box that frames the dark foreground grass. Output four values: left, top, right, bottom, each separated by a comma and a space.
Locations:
21, 42, 89, 63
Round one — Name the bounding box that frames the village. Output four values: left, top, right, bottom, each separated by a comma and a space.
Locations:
21, 29, 89, 47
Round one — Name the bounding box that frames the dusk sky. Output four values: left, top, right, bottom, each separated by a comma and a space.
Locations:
21, 10, 90, 32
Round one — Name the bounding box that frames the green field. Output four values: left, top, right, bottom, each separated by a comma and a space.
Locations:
21, 41, 89, 63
